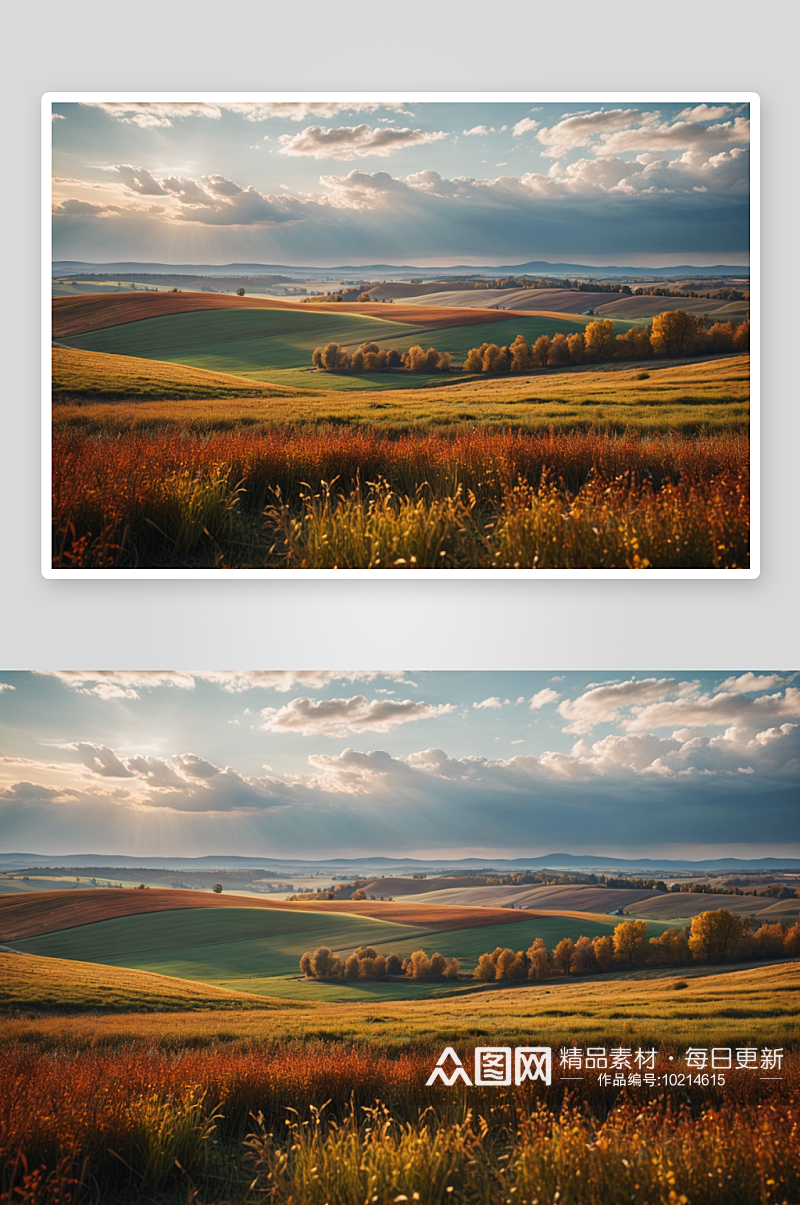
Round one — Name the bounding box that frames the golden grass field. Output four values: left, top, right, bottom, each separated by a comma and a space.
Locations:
54, 347, 749, 435
3, 881, 796, 1204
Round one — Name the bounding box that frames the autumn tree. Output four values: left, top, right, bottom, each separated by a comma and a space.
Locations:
482, 343, 508, 373
357, 293, 371, 302
532, 335, 551, 367
509, 334, 531, 373
647, 927, 691, 966
614, 325, 652, 360
212, 883, 223, 893
527, 938, 551, 980
613, 920, 649, 969
567, 332, 585, 365
236, 287, 245, 296
592, 934, 614, 972
751, 923, 786, 959
350, 349, 365, 372
387, 348, 403, 368
784, 922, 800, 956
650, 310, 703, 357
405, 345, 427, 372
570, 935, 596, 975
552, 937, 575, 975
344, 954, 360, 979
706, 321, 735, 353
547, 332, 571, 367
688, 909, 748, 964
584, 319, 616, 361
473, 952, 497, 981
732, 319, 750, 351
464, 344, 486, 373
444, 957, 460, 980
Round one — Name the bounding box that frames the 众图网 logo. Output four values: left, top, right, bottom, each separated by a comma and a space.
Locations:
426, 1047, 552, 1087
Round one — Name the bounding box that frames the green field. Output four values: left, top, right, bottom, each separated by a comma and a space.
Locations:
59, 307, 608, 391
11, 906, 672, 1002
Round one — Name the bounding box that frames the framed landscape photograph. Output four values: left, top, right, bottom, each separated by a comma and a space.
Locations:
43, 93, 758, 577
1, 668, 797, 1201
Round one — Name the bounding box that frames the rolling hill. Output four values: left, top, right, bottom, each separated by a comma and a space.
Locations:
0, 951, 295, 1014
52, 347, 308, 402
400, 882, 798, 923
51, 292, 522, 340
0, 889, 555, 942
56, 304, 605, 392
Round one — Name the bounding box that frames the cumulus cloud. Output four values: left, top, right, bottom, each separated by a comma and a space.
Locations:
512, 117, 539, 136
623, 687, 800, 734
108, 164, 168, 196
0, 781, 75, 804
86, 102, 223, 128
278, 124, 446, 161
259, 695, 453, 736
536, 108, 654, 156
52, 199, 117, 217
463, 125, 494, 136
473, 697, 503, 710
601, 116, 750, 156
530, 688, 560, 711
72, 743, 135, 778
675, 103, 738, 123
558, 678, 698, 733
717, 673, 788, 694
35, 672, 197, 700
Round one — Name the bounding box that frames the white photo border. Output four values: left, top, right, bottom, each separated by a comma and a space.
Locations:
41, 91, 760, 580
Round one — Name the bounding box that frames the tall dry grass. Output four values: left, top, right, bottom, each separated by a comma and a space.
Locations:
51, 427, 749, 570
0, 1045, 796, 1204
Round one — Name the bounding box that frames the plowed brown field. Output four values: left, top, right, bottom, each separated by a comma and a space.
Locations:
0, 889, 548, 942
52, 292, 523, 339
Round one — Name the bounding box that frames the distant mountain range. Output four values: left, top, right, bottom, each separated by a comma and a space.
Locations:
52, 260, 750, 280
1, 851, 795, 872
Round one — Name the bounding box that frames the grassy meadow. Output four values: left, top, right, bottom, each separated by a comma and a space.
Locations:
8, 905, 653, 1002
57, 306, 602, 392
50, 294, 751, 571
2, 885, 797, 1204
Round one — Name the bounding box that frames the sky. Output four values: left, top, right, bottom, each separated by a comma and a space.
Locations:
50, 99, 751, 268
0, 671, 795, 861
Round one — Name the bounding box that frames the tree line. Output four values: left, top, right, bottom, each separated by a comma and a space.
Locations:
464, 312, 749, 374
299, 944, 459, 981
312, 341, 451, 373
299, 911, 800, 985
474, 912, 800, 980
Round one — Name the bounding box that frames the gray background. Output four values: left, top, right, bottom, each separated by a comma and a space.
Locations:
2, 0, 796, 672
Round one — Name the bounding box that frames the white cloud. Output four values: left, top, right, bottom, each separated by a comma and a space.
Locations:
278, 124, 446, 161
35, 671, 197, 700
463, 125, 494, 136
0, 683, 15, 693
558, 678, 697, 733
717, 673, 788, 694
87, 102, 223, 128
536, 108, 654, 156
512, 117, 539, 137
473, 697, 503, 710
674, 104, 737, 123
196, 671, 411, 694
623, 688, 800, 734
600, 116, 750, 156
260, 695, 453, 736
225, 102, 412, 122
529, 689, 559, 711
